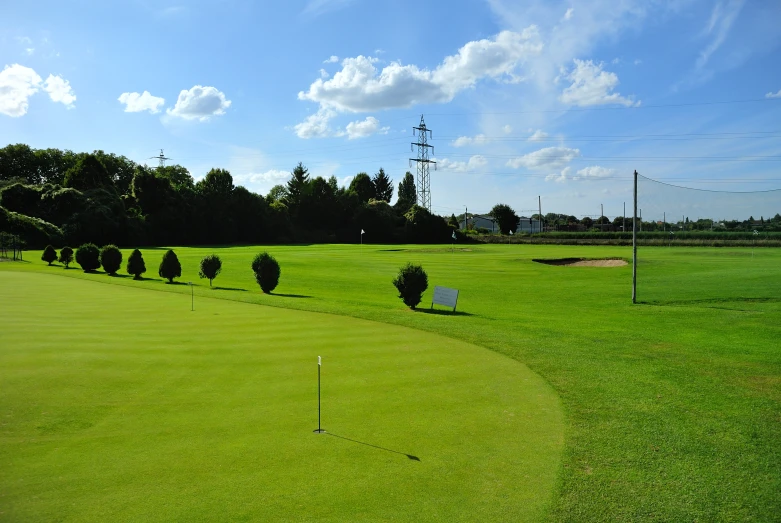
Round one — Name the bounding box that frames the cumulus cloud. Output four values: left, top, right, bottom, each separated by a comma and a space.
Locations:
345, 116, 389, 139
298, 28, 542, 114
323, 55, 340, 64
507, 146, 580, 170
43, 75, 76, 108
546, 167, 571, 183
118, 90, 165, 113
766, 89, 781, 99
563, 7, 574, 20
234, 169, 290, 184
452, 134, 488, 147
528, 129, 549, 141
437, 155, 488, 173
166, 85, 231, 121
503, 124, 513, 134
0, 64, 43, 117
559, 59, 637, 107
294, 107, 337, 138
574, 165, 615, 180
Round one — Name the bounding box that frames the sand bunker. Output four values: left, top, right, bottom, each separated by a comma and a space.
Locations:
533, 258, 627, 267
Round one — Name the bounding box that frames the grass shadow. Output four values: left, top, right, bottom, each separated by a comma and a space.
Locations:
324, 432, 420, 461
108, 273, 131, 278
417, 308, 475, 317
213, 286, 248, 292
270, 292, 312, 298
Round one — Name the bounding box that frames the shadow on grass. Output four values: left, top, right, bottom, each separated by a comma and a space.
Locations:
638, 296, 779, 309
213, 286, 248, 292
108, 273, 131, 278
164, 281, 189, 286
270, 292, 312, 298
324, 432, 420, 461
416, 308, 475, 317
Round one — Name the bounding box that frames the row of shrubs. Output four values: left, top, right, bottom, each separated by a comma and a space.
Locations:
41, 245, 282, 294
42, 244, 431, 309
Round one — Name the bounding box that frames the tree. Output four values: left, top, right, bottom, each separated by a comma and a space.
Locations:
267, 184, 288, 203
41, 245, 57, 265
448, 214, 460, 229
284, 162, 310, 208
349, 172, 375, 203
251, 252, 280, 293
158, 249, 182, 283
199, 254, 222, 287
127, 248, 146, 280
392, 263, 428, 309
59, 246, 74, 268
372, 168, 393, 203
75, 243, 101, 272
100, 244, 123, 275
581, 216, 594, 228
63, 154, 113, 192
489, 204, 520, 234
395, 172, 416, 213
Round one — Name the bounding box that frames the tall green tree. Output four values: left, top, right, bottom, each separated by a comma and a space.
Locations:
395, 172, 416, 213
58, 246, 74, 268
489, 204, 520, 234
372, 168, 393, 203
284, 162, 310, 209
126, 248, 146, 279
199, 254, 222, 287
63, 154, 113, 192
267, 184, 288, 203
158, 249, 182, 283
349, 172, 375, 203
41, 245, 57, 265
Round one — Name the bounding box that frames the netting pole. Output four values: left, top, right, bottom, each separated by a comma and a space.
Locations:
632, 170, 638, 304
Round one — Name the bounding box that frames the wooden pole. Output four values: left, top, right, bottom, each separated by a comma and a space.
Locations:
633, 170, 638, 304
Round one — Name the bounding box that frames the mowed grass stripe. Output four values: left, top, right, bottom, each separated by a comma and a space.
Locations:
0, 271, 564, 522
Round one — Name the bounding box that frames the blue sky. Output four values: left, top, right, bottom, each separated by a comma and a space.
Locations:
2, 0, 780, 220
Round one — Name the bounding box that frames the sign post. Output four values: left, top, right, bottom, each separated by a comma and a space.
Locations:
431, 285, 459, 312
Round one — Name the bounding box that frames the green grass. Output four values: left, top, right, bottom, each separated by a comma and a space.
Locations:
2, 243, 781, 521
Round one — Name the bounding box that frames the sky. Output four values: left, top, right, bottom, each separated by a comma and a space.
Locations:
2, 0, 781, 220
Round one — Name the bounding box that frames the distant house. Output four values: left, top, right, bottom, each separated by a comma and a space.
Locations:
458, 213, 541, 233
517, 216, 542, 233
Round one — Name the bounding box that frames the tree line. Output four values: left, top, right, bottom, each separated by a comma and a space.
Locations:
0, 143, 453, 248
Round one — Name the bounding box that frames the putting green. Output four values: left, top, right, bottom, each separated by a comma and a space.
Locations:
0, 272, 564, 521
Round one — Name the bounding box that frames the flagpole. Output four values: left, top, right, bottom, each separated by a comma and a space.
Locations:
314, 356, 324, 433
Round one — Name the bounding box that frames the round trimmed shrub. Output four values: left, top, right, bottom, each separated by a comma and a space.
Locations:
100, 244, 123, 275
392, 262, 428, 309
251, 252, 280, 294
59, 246, 74, 268
126, 248, 146, 280
75, 243, 101, 272
41, 245, 57, 265
199, 254, 222, 287
158, 249, 181, 283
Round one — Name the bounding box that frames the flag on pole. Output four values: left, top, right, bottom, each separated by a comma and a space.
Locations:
452, 231, 456, 240
318, 356, 321, 366
509, 229, 514, 235
361, 229, 365, 235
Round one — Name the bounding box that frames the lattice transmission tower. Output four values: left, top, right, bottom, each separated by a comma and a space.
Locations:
409, 115, 436, 212
149, 149, 170, 168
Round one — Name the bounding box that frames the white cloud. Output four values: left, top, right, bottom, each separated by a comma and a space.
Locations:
118, 90, 165, 113
574, 165, 615, 180
563, 7, 574, 20
298, 28, 543, 113
235, 169, 290, 185
766, 89, 781, 99
437, 155, 488, 173
452, 134, 488, 147
319, 69, 330, 79
345, 116, 389, 139
0, 64, 42, 117
560, 59, 637, 107
503, 124, 513, 134
528, 129, 549, 141
507, 146, 580, 170
323, 55, 340, 64
546, 167, 571, 183
696, 0, 745, 71
25, 48, 35, 56
166, 85, 231, 121
43, 75, 76, 108
294, 107, 337, 138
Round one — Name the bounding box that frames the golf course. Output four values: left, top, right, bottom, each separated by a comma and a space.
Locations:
1, 244, 779, 521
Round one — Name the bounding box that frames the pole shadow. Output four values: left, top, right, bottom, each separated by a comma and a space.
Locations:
325, 432, 420, 461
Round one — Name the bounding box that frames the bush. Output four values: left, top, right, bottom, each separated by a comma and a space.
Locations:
75, 243, 100, 272
199, 254, 222, 287
251, 252, 280, 293
100, 244, 122, 275
59, 246, 74, 268
392, 263, 428, 309
158, 249, 181, 283
126, 248, 146, 280
41, 244, 57, 265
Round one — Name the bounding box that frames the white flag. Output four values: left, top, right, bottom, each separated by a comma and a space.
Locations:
509, 229, 514, 235
318, 356, 321, 366
452, 231, 457, 240
361, 229, 365, 235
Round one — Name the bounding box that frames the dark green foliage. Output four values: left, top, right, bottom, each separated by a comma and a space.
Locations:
267, 184, 288, 203
448, 214, 460, 229
395, 172, 416, 213
41, 245, 57, 265
284, 162, 310, 217
126, 248, 146, 279
75, 243, 101, 272
0, 206, 63, 249
251, 252, 281, 293
354, 200, 398, 242
392, 263, 428, 309
0, 183, 43, 217
58, 246, 73, 268
158, 249, 182, 283
372, 168, 393, 203
349, 173, 375, 203
99, 244, 123, 275
489, 204, 520, 234
403, 205, 451, 243
199, 254, 222, 286
63, 154, 113, 191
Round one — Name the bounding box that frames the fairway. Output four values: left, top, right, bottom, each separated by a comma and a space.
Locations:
2, 243, 780, 521
0, 271, 563, 522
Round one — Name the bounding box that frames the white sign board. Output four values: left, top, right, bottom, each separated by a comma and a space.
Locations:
432, 285, 459, 311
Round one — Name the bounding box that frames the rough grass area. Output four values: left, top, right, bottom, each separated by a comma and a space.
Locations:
3, 243, 781, 521
0, 271, 562, 522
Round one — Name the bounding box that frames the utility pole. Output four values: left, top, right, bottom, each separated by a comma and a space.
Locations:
538, 196, 542, 233
601, 203, 604, 231
632, 170, 637, 304
464, 206, 468, 230
409, 115, 436, 212
623, 202, 626, 233
149, 149, 170, 168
